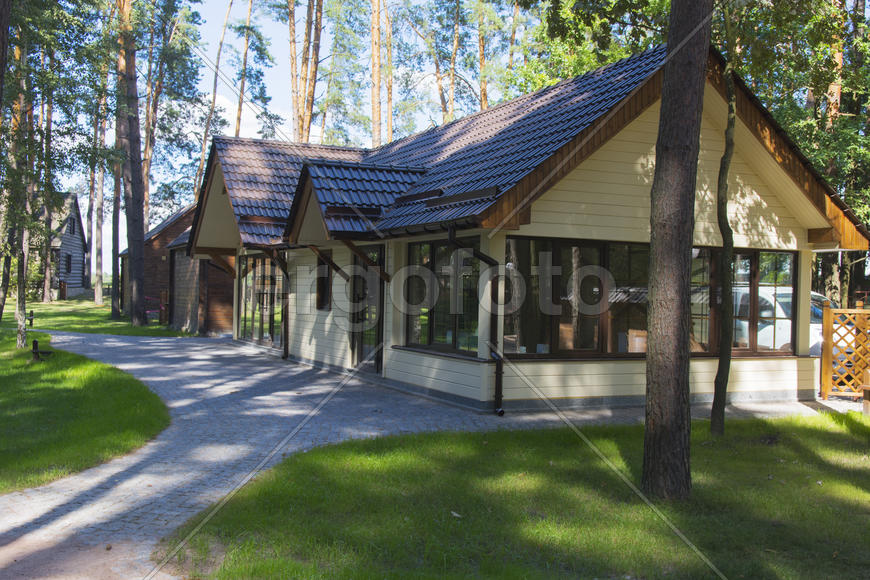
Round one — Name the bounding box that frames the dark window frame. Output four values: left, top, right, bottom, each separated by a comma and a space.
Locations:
65, 253, 72, 274
316, 250, 333, 311
503, 235, 797, 360
405, 237, 480, 354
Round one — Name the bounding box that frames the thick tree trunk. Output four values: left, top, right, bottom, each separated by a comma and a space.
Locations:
235, 0, 254, 137
196, 0, 233, 195
117, 0, 147, 326
711, 37, 737, 437
642, 0, 712, 500
0, 0, 11, 105
371, 0, 381, 147
301, 0, 322, 142
94, 69, 109, 305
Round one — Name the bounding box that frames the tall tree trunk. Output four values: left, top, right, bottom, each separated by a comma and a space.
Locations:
13, 42, 32, 349
448, 0, 460, 121
507, 1, 519, 71
298, 0, 314, 139
0, 226, 13, 321
117, 0, 147, 326
478, 11, 487, 110
235, 0, 254, 137
711, 17, 737, 437
85, 111, 98, 293
371, 0, 381, 146
196, 0, 233, 195
287, 0, 299, 141
41, 53, 55, 302
642, 0, 712, 500
94, 67, 109, 305
385, 4, 393, 142
111, 159, 121, 319
301, 0, 322, 142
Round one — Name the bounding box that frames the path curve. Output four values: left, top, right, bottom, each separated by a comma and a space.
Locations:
0, 332, 842, 579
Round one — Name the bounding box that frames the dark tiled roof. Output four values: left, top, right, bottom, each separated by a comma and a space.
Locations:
207, 46, 670, 241
213, 137, 365, 245
364, 46, 667, 203
121, 205, 195, 256
304, 161, 425, 234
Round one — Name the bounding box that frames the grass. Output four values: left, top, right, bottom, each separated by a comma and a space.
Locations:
0, 331, 170, 493
162, 414, 870, 579
1, 297, 187, 336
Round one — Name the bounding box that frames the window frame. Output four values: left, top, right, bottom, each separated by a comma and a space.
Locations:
503, 235, 798, 360
404, 237, 480, 354
315, 250, 333, 311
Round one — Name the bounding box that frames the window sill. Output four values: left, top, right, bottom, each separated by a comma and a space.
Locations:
392, 345, 492, 363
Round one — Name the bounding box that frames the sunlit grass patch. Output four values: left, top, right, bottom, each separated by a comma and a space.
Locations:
161, 413, 870, 579
0, 299, 187, 336
0, 331, 170, 493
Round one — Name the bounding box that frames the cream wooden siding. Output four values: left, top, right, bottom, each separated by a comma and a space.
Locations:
503, 357, 818, 402
383, 348, 491, 402
518, 99, 807, 250
284, 246, 353, 368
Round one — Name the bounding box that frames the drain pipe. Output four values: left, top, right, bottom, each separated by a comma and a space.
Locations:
447, 227, 504, 416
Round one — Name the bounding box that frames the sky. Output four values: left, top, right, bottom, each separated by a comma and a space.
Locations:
90, 0, 302, 274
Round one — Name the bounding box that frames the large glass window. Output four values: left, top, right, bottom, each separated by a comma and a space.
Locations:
406, 238, 480, 353
502, 237, 796, 358
238, 254, 285, 349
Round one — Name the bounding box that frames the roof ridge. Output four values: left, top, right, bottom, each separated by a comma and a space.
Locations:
367, 45, 666, 157
213, 135, 368, 153
306, 158, 427, 172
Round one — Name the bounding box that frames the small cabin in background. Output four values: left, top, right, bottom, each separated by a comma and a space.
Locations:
49, 193, 88, 299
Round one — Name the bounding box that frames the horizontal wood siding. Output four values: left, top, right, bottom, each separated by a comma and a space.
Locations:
57, 217, 86, 293
519, 103, 805, 249
284, 247, 353, 368
503, 357, 818, 401
383, 348, 489, 401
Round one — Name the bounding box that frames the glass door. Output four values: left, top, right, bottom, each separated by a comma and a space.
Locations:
351, 246, 385, 373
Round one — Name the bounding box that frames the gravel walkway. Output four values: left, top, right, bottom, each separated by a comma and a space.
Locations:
0, 332, 857, 579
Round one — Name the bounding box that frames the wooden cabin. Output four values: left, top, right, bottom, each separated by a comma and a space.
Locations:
188, 47, 870, 411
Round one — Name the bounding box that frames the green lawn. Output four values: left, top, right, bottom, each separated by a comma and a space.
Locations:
0, 331, 170, 493
162, 414, 870, 579
1, 298, 186, 336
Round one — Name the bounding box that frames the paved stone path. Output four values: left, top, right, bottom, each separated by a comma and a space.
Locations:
0, 332, 857, 579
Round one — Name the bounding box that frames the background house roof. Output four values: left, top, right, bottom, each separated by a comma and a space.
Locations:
120, 204, 195, 256
49, 193, 87, 249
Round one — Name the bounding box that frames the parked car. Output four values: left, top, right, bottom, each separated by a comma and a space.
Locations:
809, 291, 839, 357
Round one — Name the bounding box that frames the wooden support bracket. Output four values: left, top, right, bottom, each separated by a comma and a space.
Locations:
308, 245, 350, 281
808, 227, 841, 245
341, 240, 391, 283
208, 253, 236, 278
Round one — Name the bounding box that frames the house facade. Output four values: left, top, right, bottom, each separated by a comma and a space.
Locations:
189, 47, 870, 411
49, 193, 88, 298
121, 207, 234, 334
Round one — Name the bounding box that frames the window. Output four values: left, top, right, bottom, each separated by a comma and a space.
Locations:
68, 218, 75, 235
503, 237, 795, 357
65, 254, 72, 274
316, 250, 332, 311
406, 238, 480, 353
238, 254, 285, 349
